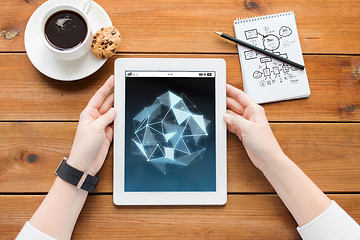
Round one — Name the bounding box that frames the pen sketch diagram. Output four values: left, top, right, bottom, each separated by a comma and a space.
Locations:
243, 25, 300, 87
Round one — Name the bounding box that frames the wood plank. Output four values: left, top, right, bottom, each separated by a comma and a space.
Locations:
1, 194, 359, 239
0, 54, 359, 121
1, 122, 359, 193
0, 0, 359, 54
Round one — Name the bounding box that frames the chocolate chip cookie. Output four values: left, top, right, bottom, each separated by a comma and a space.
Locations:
91, 26, 121, 59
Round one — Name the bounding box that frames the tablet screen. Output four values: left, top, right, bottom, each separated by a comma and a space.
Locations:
124, 71, 216, 192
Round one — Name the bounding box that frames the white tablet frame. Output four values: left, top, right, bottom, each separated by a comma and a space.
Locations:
113, 58, 227, 205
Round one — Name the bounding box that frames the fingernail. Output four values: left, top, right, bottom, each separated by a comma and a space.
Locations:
223, 113, 230, 121
109, 108, 116, 115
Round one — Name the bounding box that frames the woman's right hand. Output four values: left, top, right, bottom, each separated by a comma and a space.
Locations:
223, 84, 284, 171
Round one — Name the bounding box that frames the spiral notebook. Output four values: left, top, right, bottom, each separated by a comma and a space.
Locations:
233, 11, 310, 104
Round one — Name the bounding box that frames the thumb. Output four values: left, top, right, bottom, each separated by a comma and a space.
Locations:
96, 108, 117, 129
223, 112, 249, 132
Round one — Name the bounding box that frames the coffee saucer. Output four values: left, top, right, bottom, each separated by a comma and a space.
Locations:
24, 0, 112, 81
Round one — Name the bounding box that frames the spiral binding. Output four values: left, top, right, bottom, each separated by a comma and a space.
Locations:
234, 11, 293, 24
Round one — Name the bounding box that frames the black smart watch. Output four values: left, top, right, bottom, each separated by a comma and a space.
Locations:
55, 157, 100, 192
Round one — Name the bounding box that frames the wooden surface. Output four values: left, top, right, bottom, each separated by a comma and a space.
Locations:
1, 122, 360, 193
1, 0, 360, 54
0, 54, 359, 122
1, 194, 360, 239
0, 0, 359, 239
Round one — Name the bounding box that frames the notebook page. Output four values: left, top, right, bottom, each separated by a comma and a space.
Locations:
234, 12, 310, 104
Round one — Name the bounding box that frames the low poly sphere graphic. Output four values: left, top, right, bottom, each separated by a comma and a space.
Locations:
132, 91, 210, 174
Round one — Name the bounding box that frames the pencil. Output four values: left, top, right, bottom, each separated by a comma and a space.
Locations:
214, 31, 305, 70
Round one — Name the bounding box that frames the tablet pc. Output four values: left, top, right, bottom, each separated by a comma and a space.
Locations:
113, 58, 227, 205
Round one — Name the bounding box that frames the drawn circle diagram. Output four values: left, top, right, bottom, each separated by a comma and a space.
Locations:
132, 91, 210, 174
263, 34, 280, 51
279, 26, 292, 37
253, 70, 263, 79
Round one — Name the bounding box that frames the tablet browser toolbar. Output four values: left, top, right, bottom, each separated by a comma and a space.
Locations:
125, 71, 215, 78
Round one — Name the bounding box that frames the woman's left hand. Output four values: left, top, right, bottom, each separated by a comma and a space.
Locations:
67, 75, 117, 176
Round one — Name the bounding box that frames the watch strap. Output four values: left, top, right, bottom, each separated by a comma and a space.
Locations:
81, 174, 100, 192
55, 157, 100, 192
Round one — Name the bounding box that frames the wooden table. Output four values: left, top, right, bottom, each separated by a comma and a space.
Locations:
1, 0, 359, 239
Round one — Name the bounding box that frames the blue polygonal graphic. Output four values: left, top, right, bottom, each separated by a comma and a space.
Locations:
132, 91, 210, 174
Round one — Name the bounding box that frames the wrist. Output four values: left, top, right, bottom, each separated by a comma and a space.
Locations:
67, 156, 97, 176
56, 157, 100, 192
55, 176, 88, 195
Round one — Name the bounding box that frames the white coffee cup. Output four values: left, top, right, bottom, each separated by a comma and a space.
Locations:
40, 0, 93, 61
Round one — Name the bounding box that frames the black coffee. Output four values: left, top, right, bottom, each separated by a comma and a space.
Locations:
45, 10, 87, 51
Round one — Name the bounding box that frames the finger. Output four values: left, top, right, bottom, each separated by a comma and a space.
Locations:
227, 97, 245, 115
99, 93, 114, 115
110, 123, 115, 139
226, 123, 237, 135
242, 103, 267, 122
223, 111, 249, 131
226, 109, 239, 116
87, 75, 115, 109
223, 111, 238, 133
226, 84, 256, 108
95, 108, 117, 129
105, 125, 114, 142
